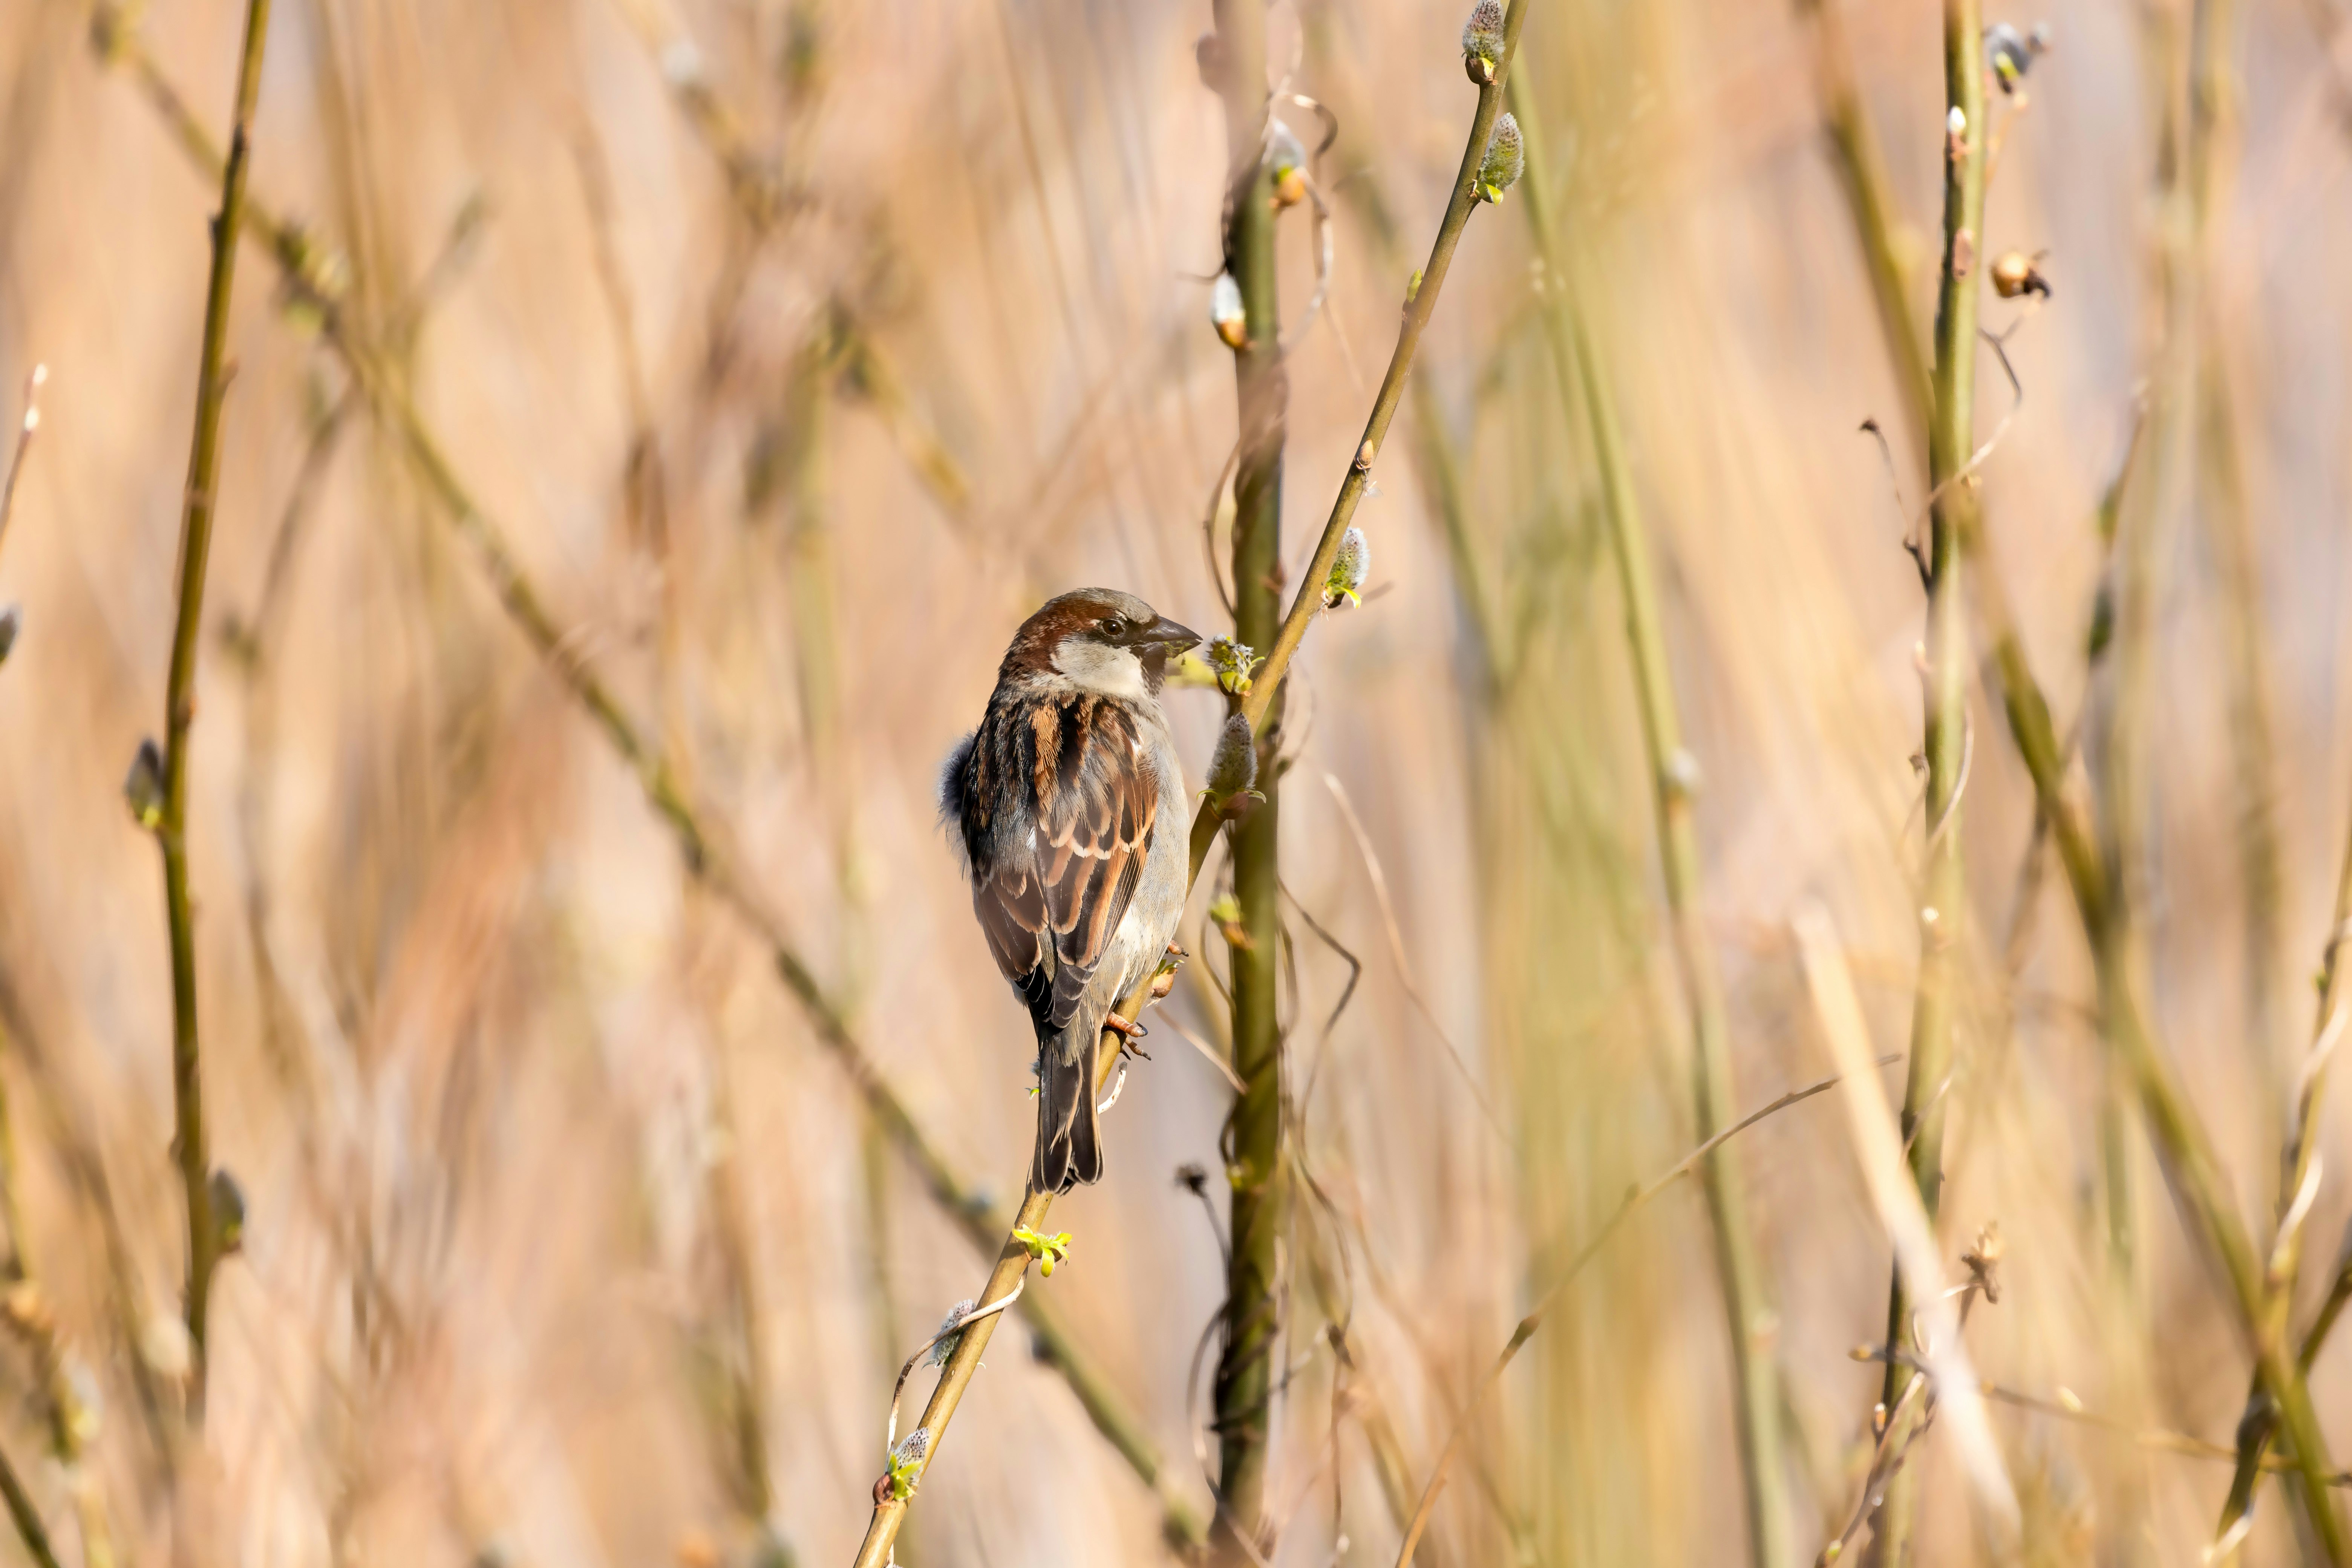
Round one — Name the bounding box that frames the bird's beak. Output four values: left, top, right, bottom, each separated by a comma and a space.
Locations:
1138, 615, 1201, 654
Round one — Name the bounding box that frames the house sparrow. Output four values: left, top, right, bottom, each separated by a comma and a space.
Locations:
941, 590, 1201, 1193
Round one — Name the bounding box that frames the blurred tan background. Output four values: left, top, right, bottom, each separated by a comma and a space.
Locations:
1, 0, 2350, 1563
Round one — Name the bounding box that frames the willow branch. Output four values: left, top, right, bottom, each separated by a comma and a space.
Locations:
1226, 0, 1530, 745
152, 0, 271, 1409
1794, 0, 1933, 457
848, 1041, 1188, 1568
1211, 0, 1289, 1551
1863, 14, 1985, 1557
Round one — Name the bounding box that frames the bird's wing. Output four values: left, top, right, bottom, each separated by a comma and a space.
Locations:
972, 694, 1160, 1037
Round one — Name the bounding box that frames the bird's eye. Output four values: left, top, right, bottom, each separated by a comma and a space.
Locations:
1101, 617, 1125, 639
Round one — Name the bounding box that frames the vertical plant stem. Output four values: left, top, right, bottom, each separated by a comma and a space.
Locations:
1728, 1, 2350, 1550
1228, 4, 1527, 743
1507, 76, 1793, 1568
156, 0, 272, 1407
1867, 6, 1984, 1561
1794, 0, 1934, 459
1210, 1, 1286, 1553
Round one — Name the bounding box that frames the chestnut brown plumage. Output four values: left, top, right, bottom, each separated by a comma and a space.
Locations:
941, 590, 1200, 1191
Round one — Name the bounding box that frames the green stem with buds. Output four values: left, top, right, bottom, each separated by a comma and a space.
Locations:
155, 0, 272, 1410
1225, 1, 1528, 746
1865, 6, 1983, 1561
1209, 0, 1287, 1554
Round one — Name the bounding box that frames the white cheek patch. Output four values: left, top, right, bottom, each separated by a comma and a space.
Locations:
1052, 639, 1150, 701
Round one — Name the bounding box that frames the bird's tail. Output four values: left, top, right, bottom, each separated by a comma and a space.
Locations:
1033, 1020, 1104, 1194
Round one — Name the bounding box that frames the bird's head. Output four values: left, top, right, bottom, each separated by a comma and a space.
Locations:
1000, 588, 1201, 699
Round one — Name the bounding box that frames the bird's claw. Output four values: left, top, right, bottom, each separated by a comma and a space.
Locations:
1103, 1012, 1152, 1060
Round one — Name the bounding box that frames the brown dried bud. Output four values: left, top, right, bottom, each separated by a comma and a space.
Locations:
1990, 250, 2050, 299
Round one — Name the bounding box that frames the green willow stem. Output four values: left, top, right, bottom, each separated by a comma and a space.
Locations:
1231, 0, 1529, 742
1210, 0, 1286, 1554
1867, 6, 1983, 1561
1506, 73, 1793, 1568
154, 0, 271, 1407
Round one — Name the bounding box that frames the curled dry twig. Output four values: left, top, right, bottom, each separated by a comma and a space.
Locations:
884, 1281, 1025, 1457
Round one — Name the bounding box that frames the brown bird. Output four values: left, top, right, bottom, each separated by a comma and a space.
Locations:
940, 590, 1200, 1192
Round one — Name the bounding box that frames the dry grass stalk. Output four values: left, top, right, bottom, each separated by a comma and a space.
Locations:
1504, 69, 1796, 1568
1794, 904, 2018, 1556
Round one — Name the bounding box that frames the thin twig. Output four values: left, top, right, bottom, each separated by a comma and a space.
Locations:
1796, 906, 2019, 1541
1224, 1, 1529, 746
152, 0, 272, 1410
885, 1281, 1025, 1453
0, 1434, 60, 1568
1984, 1381, 2352, 1482
1865, 5, 1992, 1553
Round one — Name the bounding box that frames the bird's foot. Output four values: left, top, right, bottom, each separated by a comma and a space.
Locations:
1103, 1012, 1152, 1060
